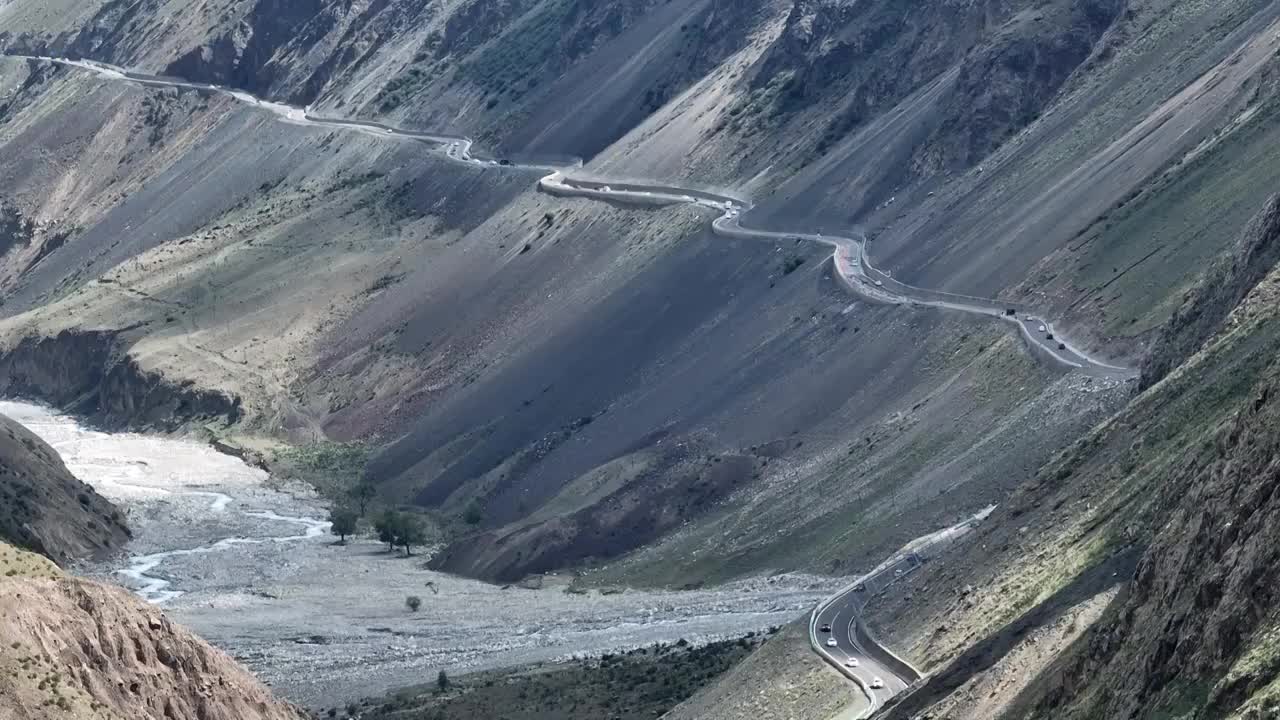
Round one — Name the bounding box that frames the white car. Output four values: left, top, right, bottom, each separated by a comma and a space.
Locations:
870, 677, 885, 689
843, 658, 860, 668
1038, 325, 1046, 333
826, 638, 838, 647
874, 280, 884, 287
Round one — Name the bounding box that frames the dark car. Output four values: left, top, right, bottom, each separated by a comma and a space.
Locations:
820, 624, 832, 633
1046, 333, 1055, 340
1005, 308, 1017, 316
1058, 342, 1067, 350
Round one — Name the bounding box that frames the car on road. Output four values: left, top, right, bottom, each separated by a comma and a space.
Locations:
826, 638, 838, 647
1038, 325, 1046, 333
874, 280, 884, 287
1025, 315, 1034, 322
384, 128, 392, 134
1058, 342, 1067, 350
870, 677, 885, 689
843, 658, 860, 668
1046, 333, 1054, 340
820, 624, 832, 633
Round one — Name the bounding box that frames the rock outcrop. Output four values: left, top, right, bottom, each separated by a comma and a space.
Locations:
0, 562, 305, 720
0, 330, 242, 432
1027, 353, 1280, 719
0, 411, 129, 565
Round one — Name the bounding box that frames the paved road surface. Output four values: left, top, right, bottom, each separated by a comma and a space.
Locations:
808, 509, 992, 714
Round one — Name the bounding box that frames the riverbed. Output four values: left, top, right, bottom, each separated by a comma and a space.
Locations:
1, 401, 839, 707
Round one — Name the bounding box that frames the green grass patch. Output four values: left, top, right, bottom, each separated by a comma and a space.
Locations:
268, 441, 371, 502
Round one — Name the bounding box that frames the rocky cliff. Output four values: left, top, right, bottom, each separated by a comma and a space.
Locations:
1026, 351, 1280, 719
0, 330, 242, 432
0, 411, 129, 565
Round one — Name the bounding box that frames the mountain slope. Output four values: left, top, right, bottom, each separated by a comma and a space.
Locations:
0, 0, 1277, 593
848, 194, 1280, 720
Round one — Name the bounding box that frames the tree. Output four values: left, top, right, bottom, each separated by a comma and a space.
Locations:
405, 595, 422, 612
374, 510, 401, 552
436, 670, 449, 692
348, 479, 377, 516
329, 507, 358, 544
462, 501, 484, 526
397, 514, 428, 557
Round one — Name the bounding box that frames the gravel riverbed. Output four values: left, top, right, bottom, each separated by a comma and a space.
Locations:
1, 401, 841, 707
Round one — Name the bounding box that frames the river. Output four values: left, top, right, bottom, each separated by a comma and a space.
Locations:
0, 400, 839, 707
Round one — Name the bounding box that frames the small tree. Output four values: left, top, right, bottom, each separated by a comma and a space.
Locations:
397, 514, 428, 557
374, 510, 401, 552
348, 479, 377, 516
405, 595, 422, 612
436, 670, 450, 692
329, 507, 358, 544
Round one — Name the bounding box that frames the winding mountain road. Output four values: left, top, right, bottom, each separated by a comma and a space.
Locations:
6, 53, 1135, 708
10, 52, 1135, 378
809, 509, 992, 715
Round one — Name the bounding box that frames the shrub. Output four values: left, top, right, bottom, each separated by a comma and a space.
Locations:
781, 255, 805, 275
406, 595, 422, 612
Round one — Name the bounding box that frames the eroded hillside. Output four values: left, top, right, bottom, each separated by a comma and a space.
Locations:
0, 542, 304, 720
